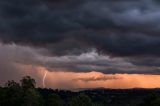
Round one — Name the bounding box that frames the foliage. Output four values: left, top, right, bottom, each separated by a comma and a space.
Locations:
2, 76, 160, 106
3, 80, 22, 106
139, 93, 160, 106
46, 93, 63, 106
69, 94, 92, 106
21, 89, 44, 106
20, 76, 36, 90
0, 76, 96, 106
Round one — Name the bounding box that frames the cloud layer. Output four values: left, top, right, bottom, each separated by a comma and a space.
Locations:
0, 44, 159, 75
0, 0, 160, 56
0, 0, 160, 81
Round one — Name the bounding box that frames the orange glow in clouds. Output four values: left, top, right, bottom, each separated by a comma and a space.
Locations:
15, 64, 160, 90
39, 69, 160, 89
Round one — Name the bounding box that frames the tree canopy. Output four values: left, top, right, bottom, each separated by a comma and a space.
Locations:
0, 76, 99, 106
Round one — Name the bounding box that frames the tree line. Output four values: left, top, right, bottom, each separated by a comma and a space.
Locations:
1, 76, 160, 106
0, 76, 100, 106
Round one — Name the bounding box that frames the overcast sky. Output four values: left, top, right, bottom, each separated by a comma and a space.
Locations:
0, 0, 160, 89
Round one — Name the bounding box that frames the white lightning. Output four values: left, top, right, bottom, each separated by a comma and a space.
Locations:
43, 71, 47, 88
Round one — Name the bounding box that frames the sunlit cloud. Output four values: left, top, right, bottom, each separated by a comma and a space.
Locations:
37, 69, 160, 89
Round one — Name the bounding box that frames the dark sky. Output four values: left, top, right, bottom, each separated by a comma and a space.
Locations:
0, 0, 160, 88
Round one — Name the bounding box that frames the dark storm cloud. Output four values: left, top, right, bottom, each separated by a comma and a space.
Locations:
0, 44, 44, 86
1, 0, 160, 90
3, 45, 157, 74
73, 76, 121, 82
0, 43, 160, 83
126, 56, 160, 67
1, 0, 160, 75
0, 0, 160, 57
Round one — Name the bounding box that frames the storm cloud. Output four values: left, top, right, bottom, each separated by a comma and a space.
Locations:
73, 75, 122, 82
0, 0, 160, 56
0, 0, 160, 76
0, 44, 159, 75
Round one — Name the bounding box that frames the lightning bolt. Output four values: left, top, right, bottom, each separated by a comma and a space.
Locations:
43, 71, 47, 88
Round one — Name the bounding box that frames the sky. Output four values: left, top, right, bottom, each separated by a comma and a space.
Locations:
1, 0, 160, 89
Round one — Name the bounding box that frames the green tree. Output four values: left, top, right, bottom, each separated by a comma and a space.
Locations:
92, 103, 102, 106
20, 76, 36, 90
46, 93, 63, 106
69, 94, 92, 106
0, 76, 45, 106
5, 80, 20, 88
0, 87, 6, 105
139, 93, 160, 106
20, 76, 44, 106
21, 89, 44, 106
3, 80, 22, 106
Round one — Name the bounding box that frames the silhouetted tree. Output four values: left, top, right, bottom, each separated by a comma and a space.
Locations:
20, 76, 44, 106
69, 94, 92, 106
0, 87, 5, 105
21, 89, 44, 106
3, 80, 22, 106
46, 93, 63, 106
0, 76, 104, 106
139, 93, 160, 106
92, 103, 102, 106
5, 80, 20, 88
20, 76, 36, 90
